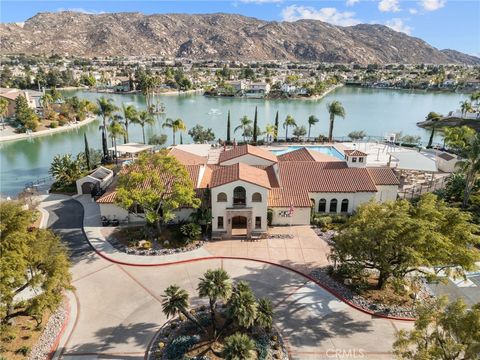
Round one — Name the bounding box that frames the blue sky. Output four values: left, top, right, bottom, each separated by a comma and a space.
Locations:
1, 0, 479, 56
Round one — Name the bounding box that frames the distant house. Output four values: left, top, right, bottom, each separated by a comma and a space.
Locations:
245, 82, 271, 97
0, 88, 39, 117
113, 76, 132, 92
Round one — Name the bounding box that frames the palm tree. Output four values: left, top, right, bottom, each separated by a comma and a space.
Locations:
460, 100, 473, 118
327, 100, 345, 142
255, 298, 273, 330
283, 115, 297, 141
133, 110, 155, 144
162, 117, 187, 146
197, 269, 232, 336
265, 124, 276, 144
95, 97, 119, 139
222, 333, 255, 360
234, 116, 252, 143
227, 281, 257, 329
161, 285, 207, 334
121, 104, 138, 143
426, 112, 442, 148
108, 120, 126, 163
40, 93, 53, 118
307, 115, 319, 141
471, 91, 480, 118
454, 132, 480, 208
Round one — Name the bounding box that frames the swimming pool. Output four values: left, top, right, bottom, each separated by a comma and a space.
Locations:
270, 146, 345, 160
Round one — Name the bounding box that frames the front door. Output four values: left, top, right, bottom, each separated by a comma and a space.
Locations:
231, 216, 247, 236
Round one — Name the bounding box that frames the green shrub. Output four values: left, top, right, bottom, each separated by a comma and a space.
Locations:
163, 335, 200, 359
330, 215, 348, 224
255, 334, 271, 360
312, 215, 332, 228
180, 223, 202, 242
50, 121, 58, 128
58, 118, 68, 126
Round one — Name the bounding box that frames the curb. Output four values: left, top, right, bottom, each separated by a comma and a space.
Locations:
46, 294, 71, 360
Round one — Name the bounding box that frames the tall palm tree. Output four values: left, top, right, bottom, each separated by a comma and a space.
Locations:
222, 333, 256, 360
460, 100, 473, 118
426, 112, 442, 148
121, 104, 138, 143
307, 115, 319, 141
108, 120, 126, 164
283, 115, 297, 141
133, 110, 155, 144
234, 115, 252, 143
40, 93, 53, 117
265, 124, 276, 144
197, 269, 232, 336
162, 117, 187, 146
95, 97, 119, 139
327, 100, 346, 142
161, 285, 207, 334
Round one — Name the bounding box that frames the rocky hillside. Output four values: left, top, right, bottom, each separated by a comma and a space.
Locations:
1, 11, 478, 65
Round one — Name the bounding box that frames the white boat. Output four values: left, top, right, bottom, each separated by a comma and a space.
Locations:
207, 108, 222, 116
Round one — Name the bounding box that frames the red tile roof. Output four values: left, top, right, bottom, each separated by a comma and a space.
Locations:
344, 149, 368, 157
218, 144, 277, 164
210, 163, 271, 189
367, 168, 400, 185
169, 148, 207, 165
278, 147, 344, 163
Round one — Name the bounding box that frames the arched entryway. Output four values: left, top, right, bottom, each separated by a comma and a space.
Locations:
232, 215, 247, 236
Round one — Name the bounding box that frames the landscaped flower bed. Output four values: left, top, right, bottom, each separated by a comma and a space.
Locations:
147, 269, 290, 360
105, 224, 205, 256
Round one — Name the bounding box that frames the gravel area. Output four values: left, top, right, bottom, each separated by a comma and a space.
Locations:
106, 234, 205, 256
28, 302, 67, 360
267, 234, 294, 239
309, 267, 434, 319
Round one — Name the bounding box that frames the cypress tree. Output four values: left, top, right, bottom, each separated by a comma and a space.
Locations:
253, 106, 258, 145
84, 132, 91, 170
274, 110, 279, 142
227, 110, 231, 144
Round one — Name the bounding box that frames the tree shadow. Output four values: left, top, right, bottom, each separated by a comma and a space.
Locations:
62, 321, 159, 357
229, 261, 373, 348
45, 198, 97, 264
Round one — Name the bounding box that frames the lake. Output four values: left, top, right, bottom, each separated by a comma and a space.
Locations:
0, 86, 467, 196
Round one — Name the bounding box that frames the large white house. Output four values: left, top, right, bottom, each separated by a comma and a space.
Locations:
97, 144, 399, 238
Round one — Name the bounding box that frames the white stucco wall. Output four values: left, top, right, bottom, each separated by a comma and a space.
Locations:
309, 192, 376, 214
99, 204, 195, 224
211, 180, 268, 232
437, 158, 459, 173
374, 185, 398, 202
220, 154, 275, 167
271, 207, 310, 225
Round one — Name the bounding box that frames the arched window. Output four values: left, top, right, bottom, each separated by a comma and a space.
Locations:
252, 192, 262, 202
233, 186, 246, 206
329, 199, 338, 213
318, 198, 326, 213
341, 199, 349, 213
217, 192, 227, 202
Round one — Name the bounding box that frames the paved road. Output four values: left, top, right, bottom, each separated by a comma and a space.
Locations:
46, 198, 411, 360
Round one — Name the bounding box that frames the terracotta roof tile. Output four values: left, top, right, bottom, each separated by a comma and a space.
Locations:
169, 148, 207, 165
344, 149, 368, 157
367, 168, 400, 185
218, 144, 277, 164
278, 147, 344, 162
210, 163, 271, 189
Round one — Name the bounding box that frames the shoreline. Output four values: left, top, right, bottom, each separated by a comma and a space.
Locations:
0, 115, 98, 143
346, 84, 471, 95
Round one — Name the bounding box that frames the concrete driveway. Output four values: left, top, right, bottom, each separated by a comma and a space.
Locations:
46, 198, 411, 360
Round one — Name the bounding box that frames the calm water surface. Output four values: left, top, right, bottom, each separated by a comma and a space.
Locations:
0, 87, 467, 196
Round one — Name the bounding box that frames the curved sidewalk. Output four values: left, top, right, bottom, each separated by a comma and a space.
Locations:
72, 194, 415, 321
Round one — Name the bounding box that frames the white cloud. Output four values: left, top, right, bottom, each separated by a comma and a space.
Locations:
378, 0, 400, 12
420, 0, 446, 11
56, 8, 105, 15
346, 0, 360, 6
281, 5, 361, 26
385, 18, 413, 34
239, 0, 283, 3
409, 8, 418, 14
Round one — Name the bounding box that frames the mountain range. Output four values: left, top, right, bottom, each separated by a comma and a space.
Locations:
1, 11, 479, 65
